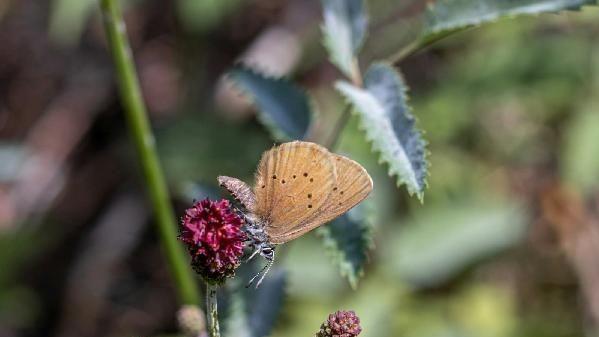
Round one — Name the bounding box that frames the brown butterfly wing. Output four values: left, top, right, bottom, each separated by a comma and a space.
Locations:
254, 141, 336, 240
268, 153, 372, 244
217, 176, 256, 211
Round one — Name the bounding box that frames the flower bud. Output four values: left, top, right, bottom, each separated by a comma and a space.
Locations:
177, 305, 206, 337
179, 198, 246, 284
316, 310, 362, 337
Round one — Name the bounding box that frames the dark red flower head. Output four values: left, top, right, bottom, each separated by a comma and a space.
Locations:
316, 310, 362, 337
180, 198, 246, 284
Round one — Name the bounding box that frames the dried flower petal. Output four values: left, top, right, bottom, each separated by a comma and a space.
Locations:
180, 198, 246, 284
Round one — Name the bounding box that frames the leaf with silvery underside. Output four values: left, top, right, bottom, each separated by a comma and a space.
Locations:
421, 0, 597, 46
336, 63, 428, 200
321, 0, 368, 80
228, 66, 312, 141
223, 266, 287, 337
318, 205, 372, 289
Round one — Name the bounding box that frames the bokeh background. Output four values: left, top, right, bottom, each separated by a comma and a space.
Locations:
1, 0, 599, 337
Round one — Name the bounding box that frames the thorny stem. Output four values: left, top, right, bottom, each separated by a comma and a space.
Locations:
206, 284, 220, 337
99, 0, 200, 305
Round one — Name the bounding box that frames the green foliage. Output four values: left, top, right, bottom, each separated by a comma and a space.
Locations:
228, 66, 313, 141
384, 200, 528, 287
421, 0, 598, 45
321, 0, 368, 80
49, 0, 95, 46
561, 107, 599, 194
176, 0, 242, 32
394, 285, 518, 337
4, 0, 599, 336
317, 206, 372, 289
157, 113, 269, 191
216, 3, 595, 335
336, 64, 428, 199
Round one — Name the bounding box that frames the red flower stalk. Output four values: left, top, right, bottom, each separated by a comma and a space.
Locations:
180, 198, 246, 284
316, 310, 362, 337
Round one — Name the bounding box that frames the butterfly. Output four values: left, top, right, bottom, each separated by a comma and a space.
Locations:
218, 141, 373, 287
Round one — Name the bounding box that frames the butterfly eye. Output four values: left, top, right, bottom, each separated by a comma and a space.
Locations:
261, 247, 274, 259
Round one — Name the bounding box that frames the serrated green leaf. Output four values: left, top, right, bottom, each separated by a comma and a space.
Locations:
228, 66, 312, 141
384, 0, 597, 62
317, 205, 372, 289
336, 63, 428, 199
322, 0, 368, 79
223, 267, 286, 337
423, 0, 597, 42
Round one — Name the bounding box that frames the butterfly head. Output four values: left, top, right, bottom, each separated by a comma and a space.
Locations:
240, 212, 276, 260
257, 241, 275, 261
241, 212, 277, 288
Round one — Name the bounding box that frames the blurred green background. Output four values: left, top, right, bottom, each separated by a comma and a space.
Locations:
0, 1, 598, 337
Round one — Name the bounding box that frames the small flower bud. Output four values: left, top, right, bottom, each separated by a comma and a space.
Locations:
177, 305, 206, 337
316, 310, 362, 337
179, 198, 246, 284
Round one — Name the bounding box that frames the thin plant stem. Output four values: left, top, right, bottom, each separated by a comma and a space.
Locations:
99, 0, 200, 305
206, 284, 220, 337
389, 28, 470, 65
326, 56, 363, 150
325, 104, 351, 149
388, 39, 420, 65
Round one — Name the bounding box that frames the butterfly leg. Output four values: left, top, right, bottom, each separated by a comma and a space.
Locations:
244, 247, 261, 263
245, 245, 276, 288
246, 262, 268, 288
233, 206, 249, 222
245, 257, 274, 289
255, 254, 274, 288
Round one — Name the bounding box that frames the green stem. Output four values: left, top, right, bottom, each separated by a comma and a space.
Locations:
326, 57, 363, 150
388, 39, 420, 65
99, 0, 200, 305
389, 28, 470, 64
325, 104, 351, 149
206, 284, 220, 337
